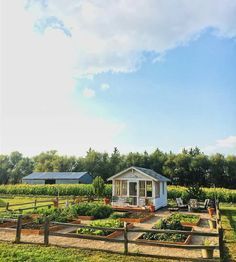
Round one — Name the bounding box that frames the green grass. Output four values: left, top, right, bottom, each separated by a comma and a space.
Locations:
221, 203, 236, 262
0, 242, 168, 262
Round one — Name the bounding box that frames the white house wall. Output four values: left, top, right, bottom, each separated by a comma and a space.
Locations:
154, 182, 168, 209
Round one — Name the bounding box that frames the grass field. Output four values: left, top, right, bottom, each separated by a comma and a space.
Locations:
221, 203, 236, 262
0, 242, 168, 262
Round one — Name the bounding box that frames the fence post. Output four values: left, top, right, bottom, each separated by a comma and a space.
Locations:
6, 202, 9, 211
15, 215, 22, 243
44, 217, 50, 246
34, 199, 37, 208
218, 224, 224, 260
123, 222, 128, 255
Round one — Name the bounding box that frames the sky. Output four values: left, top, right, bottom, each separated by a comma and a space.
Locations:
1, 0, 236, 156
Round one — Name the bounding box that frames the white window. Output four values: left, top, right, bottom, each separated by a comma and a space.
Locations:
121, 180, 127, 195
155, 182, 160, 198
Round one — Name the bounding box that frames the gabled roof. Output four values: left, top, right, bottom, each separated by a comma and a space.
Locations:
108, 166, 170, 182
22, 172, 89, 180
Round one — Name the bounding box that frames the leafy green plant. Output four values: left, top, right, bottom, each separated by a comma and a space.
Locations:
168, 213, 199, 224
74, 203, 113, 219
141, 217, 191, 242
76, 219, 123, 236
109, 212, 128, 219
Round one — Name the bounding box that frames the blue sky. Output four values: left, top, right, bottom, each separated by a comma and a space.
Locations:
1, 0, 236, 156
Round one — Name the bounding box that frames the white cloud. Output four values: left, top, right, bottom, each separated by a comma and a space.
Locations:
23, 0, 236, 76
0, 1, 125, 156
100, 83, 110, 91
202, 136, 236, 155
83, 87, 95, 98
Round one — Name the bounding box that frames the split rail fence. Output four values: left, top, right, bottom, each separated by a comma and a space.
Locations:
9, 202, 223, 261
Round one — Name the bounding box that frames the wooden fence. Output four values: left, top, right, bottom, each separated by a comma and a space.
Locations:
0, 198, 70, 213
0, 200, 224, 260
12, 209, 223, 261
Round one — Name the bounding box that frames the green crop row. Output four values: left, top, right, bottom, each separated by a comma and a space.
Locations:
0, 184, 235, 202
168, 185, 236, 203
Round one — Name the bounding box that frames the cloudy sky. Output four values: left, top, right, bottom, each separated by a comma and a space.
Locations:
1, 0, 236, 156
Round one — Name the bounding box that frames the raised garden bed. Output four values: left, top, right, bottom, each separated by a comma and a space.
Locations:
136, 217, 193, 245
75, 219, 133, 239
136, 226, 193, 245
14, 219, 81, 235
167, 213, 201, 227
120, 212, 155, 223
78, 216, 94, 220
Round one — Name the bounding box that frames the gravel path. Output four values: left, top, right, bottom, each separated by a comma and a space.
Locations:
0, 209, 220, 260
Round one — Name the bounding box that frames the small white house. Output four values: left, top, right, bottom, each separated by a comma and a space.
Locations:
108, 166, 170, 210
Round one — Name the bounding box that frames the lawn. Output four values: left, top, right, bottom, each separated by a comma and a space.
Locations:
221, 203, 236, 262
0, 242, 168, 262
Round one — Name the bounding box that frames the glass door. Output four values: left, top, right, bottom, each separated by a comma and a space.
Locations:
129, 182, 137, 205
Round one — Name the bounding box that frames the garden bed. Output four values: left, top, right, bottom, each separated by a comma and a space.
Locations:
136, 226, 193, 245
120, 212, 155, 223
14, 219, 81, 235
74, 219, 133, 239
167, 213, 201, 227
78, 216, 94, 220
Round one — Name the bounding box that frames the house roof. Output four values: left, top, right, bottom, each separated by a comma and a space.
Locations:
108, 166, 170, 182
22, 172, 89, 180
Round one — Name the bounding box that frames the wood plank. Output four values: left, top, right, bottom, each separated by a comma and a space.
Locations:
49, 232, 124, 243
51, 222, 124, 231
129, 240, 219, 249
128, 228, 219, 236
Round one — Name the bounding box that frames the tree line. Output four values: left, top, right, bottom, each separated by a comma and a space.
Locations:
0, 147, 235, 188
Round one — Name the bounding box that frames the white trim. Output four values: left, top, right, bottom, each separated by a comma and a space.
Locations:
107, 166, 158, 182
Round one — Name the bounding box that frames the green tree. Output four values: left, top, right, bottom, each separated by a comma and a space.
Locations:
93, 176, 105, 198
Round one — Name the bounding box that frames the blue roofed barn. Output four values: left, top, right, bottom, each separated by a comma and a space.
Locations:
22, 172, 93, 185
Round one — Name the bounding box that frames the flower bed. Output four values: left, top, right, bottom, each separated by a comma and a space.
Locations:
75, 219, 133, 239
136, 218, 193, 245
167, 213, 200, 227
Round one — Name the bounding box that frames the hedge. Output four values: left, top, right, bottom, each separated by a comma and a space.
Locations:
0, 184, 235, 202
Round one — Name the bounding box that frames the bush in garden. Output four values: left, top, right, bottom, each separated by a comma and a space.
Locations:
74, 203, 113, 219
92, 176, 105, 198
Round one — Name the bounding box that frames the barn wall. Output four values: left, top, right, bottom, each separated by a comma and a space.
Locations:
23, 179, 45, 184
56, 179, 79, 184
79, 173, 93, 184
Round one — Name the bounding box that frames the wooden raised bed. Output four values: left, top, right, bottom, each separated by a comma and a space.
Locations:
78, 216, 95, 220
167, 214, 201, 227
120, 212, 155, 223
136, 227, 193, 245
72, 223, 133, 239
18, 219, 81, 235
0, 221, 17, 228
0, 217, 32, 228
181, 216, 201, 227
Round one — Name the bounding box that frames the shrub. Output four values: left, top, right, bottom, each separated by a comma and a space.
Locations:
74, 203, 113, 219
93, 176, 105, 198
